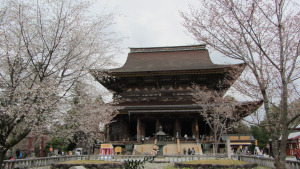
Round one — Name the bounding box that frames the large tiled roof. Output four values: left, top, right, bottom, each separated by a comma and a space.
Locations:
108, 45, 234, 73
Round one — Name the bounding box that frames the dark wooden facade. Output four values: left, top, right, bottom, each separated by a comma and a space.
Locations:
91, 45, 261, 144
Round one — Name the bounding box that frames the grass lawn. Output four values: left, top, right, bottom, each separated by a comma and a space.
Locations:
57, 160, 121, 164
162, 166, 271, 169
183, 159, 248, 165
161, 159, 272, 169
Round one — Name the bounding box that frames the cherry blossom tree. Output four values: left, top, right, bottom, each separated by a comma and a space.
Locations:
0, 0, 119, 165
181, 0, 300, 168
53, 81, 117, 157
191, 85, 239, 158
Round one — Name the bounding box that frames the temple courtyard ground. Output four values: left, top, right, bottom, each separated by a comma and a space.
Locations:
34, 162, 271, 169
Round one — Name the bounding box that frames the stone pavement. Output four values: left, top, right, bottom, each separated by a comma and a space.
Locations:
144, 162, 173, 169
29, 156, 299, 168
31, 162, 174, 169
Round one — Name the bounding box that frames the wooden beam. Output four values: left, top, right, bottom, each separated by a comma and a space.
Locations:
137, 117, 141, 142
195, 118, 199, 140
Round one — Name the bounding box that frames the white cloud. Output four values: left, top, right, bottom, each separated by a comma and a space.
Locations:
93, 0, 201, 65
90, 0, 255, 106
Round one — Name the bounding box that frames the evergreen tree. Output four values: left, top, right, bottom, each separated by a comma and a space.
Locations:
250, 122, 271, 150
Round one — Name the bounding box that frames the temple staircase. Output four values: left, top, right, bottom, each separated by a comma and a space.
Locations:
133, 144, 158, 155
180, 143, 203, 155
132, 142, 202, 155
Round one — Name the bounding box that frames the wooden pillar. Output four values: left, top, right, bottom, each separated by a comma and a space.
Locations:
175, 118, 181, 155
124, 119, 127, 141
137, 117, 141, 142
155, 118, 160, 133
40, 136, 44, 157
141, 121, 145, 137
195, 118, 199, 140
27, 137, 33, 155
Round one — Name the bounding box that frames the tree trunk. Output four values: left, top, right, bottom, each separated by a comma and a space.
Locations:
272, 138, 281, 168
278, 126, 288, 169
214, 123, 218, 159
214, 138, 219, 159
88, 147, 92, 160
0, 149, 8, 168
276, 64, 289, 169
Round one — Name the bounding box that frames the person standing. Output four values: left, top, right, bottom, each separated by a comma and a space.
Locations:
236, 148, 241, 160
15, 150, 20, 159
254, 146, 259, 155
141, 135, 144, 144
192, 147, 195, 155
188, 148, 192, 155
184, 134, 188, 141
151, 149, 157, 161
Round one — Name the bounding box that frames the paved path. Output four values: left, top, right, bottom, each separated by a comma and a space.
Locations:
30, 157, 299, 168
31, 162, 174, 169
144, 162, 173, 169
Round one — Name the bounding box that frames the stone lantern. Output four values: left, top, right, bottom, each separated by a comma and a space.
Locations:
155, 125, 166, 156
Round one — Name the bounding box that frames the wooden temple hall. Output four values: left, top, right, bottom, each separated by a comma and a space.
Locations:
91, 45, 261, 154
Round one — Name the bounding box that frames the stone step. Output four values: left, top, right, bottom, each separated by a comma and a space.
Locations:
163, 144, 178, 155
133, 144, 158, 155
152, 157, 170, 163
133, 143, 203, 155
180, 143, 203, 155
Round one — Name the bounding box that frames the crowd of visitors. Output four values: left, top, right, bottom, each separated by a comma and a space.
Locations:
183, 147, 196, 155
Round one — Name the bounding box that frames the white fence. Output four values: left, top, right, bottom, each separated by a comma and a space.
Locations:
165, 154, 227, 162
233, 155, 300, 169
2, 154, 300, 169
2, 155, 153, 169
79, 155, 153, 162
2, 156, 80, 169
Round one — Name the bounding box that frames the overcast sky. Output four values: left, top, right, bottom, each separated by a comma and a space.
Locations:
90, 0, 251, 104
92, 0, 239, 65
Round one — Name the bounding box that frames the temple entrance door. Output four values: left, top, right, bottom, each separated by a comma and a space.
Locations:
181, 120, 192, 138
198, 119, 209, 136
144, 120, 156, 138
129, 119, 137, 141
162, 120, 174, 137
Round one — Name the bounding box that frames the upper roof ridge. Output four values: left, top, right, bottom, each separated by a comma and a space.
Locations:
130, 44, 206, 53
